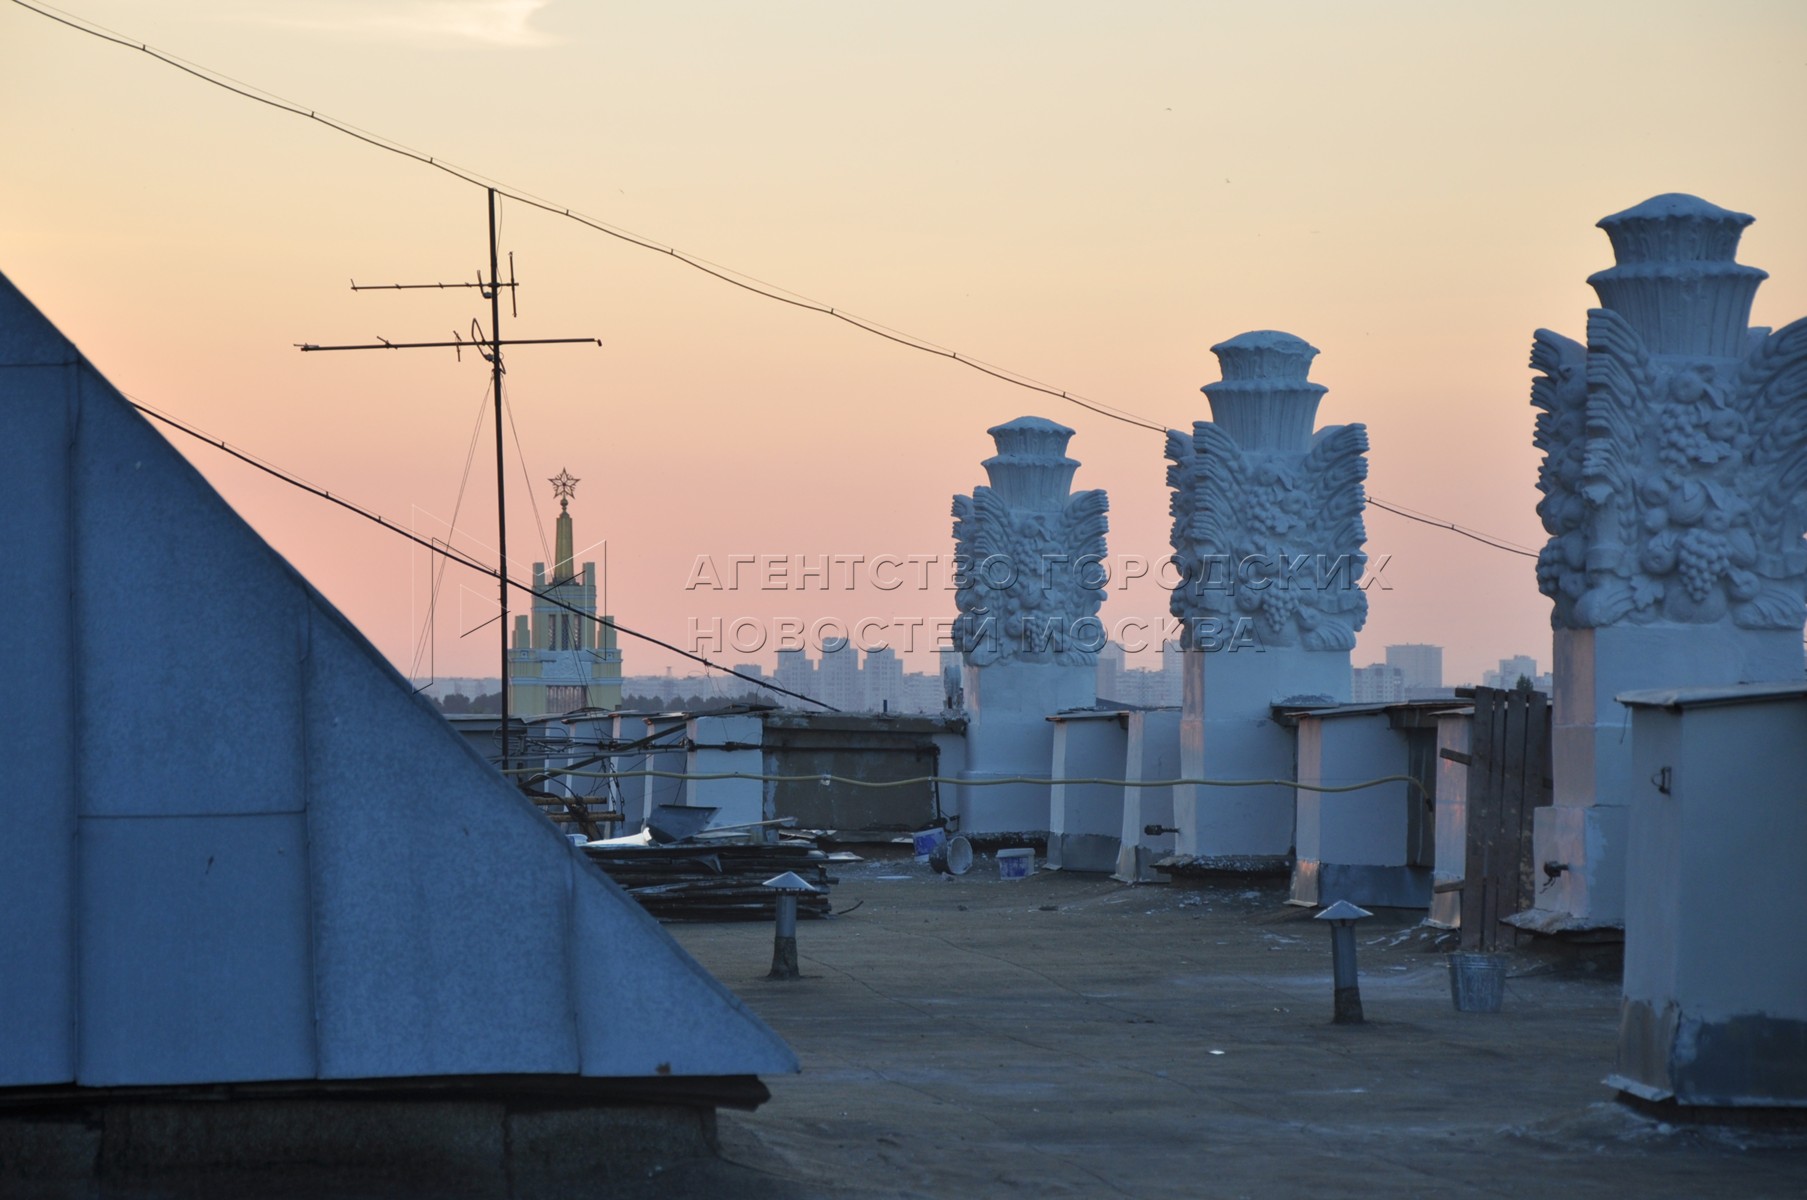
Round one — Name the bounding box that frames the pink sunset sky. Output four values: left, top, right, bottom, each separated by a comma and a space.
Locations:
5, 0, 1805, 689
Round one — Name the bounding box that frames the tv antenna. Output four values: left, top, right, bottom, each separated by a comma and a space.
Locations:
297, 187, 600, 770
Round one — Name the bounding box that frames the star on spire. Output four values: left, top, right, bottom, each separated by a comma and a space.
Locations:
549, 468, 579, 508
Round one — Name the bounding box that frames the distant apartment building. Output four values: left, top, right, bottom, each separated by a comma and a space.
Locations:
863, 646, 905, 711
625, 647, 951, 715
1112, 670, 1164, 707
939, 646, 965, 710
1093, 638, 1181, 708
1385, 643, 1443, 693
1351, 663, 1406, 703
1483, 654, 1550, 693
901, 671, 947, 713
1159, 640, 1184, 706
706, 663, 766, 702
816, 638, 862, 712
412, 677, 501, 702
1096, 640, 1126, 702
774, 646, 814, 700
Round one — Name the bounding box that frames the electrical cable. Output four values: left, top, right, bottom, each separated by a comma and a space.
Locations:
123, 396, 839, 711
408, 379, 494, 682
6, 0, 1170, 436
501, 766, 1433, 799
11, 0, 1542, 556
501, 381, 554, 567
1366, 495, 1539, 558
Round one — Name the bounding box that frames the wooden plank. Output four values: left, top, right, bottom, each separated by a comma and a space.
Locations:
1495, 689, 1530, 948
1461, 689, 1500, 950
1485, 688, 1513, 950
1439, 748, 1473, 766
1406, 729, 1437, 868
1517, 691, 1553, 914
1486, 689, 1511, 950
1492, 688, 1512, 948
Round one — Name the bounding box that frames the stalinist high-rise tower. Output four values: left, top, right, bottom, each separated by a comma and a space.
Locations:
507, 468, 623, 717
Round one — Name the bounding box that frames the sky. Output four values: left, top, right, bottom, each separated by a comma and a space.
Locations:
5, 0, 1806, 691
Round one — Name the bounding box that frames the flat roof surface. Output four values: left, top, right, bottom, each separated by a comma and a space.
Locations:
1046, 707, 1133, 722
667, 863, 1807, 1199
1272, 699, 1473, 727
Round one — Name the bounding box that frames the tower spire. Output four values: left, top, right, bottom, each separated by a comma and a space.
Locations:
550, 468, 578, 584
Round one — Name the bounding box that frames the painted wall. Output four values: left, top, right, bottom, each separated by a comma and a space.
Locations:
1532, 624, 1800, 928
1616, 690, 1807, 1106
958, 661, 1094, 834
1176, 644, 1348, 863
1048, 712, 1129, 872
1291, 710, 1424, 907
685, 713, 766, 828
1117, 709, 1181, 883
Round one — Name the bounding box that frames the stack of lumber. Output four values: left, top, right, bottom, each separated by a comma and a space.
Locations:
579, 837, 849, 921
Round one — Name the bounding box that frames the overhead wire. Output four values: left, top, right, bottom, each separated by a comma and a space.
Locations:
12, 0, 1541, 556
6, 0, 1170, 437
408, 380, 495, 683
502, 381, 554, 567
502, 766, 1433, 799
1365, 496, 1539, 558
123, 397, 839, 712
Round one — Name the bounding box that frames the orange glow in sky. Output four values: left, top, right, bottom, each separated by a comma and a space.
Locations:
5, 0, 1805, 688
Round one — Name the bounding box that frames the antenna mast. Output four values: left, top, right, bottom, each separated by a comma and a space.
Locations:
298, 187, 600, 772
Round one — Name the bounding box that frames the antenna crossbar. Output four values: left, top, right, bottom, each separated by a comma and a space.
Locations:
297, 337, 600, 352
296, 190, 596, 773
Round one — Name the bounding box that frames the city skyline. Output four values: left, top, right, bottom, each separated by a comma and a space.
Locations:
419, 634, 1549, 717
6, 1, 1804, 691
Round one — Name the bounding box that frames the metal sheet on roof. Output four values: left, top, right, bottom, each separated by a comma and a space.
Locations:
0, 270, 797, 1090
1616, 681, 1807, 710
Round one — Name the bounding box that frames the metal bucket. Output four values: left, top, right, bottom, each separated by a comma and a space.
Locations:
1447, 951, 1508, 1013
930, 835, 973, 876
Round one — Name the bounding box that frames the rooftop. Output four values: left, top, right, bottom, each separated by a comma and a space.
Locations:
664, 862, 1807, 1199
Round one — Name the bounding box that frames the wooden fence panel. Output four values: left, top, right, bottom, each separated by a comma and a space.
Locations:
1460, 688, 1553, 950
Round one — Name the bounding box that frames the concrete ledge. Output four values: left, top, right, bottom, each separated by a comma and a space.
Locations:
1154, 854, 1292, 878
1610, 1089, 1807, 1128
1616, 1001, 1807, 1108
1318, 863, 1431, 909
1289, 857, 1319, 905
1507, 907, 1626, 936
959, 832, 1048, 854
0, 1077, 755, 1198
1048, 833, 1120, 874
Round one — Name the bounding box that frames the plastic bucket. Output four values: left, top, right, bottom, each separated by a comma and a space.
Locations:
912, 826, 948, 862
997, 847, 1035, 880
930, 835, 974, 876
1448, 951, 1508, 1012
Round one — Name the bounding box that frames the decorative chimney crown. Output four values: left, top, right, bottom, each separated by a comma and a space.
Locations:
1530, 195, 1807, 632
981, 416, 1080, 511
1200, 330, 1328, 453
1586, 193, 1767, 359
